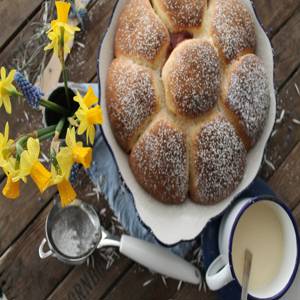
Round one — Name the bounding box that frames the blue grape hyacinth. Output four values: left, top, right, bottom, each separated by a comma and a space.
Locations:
14, 72, 43, 110
70, 163, 80, 185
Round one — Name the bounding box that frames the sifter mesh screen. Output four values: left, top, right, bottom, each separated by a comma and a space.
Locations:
50, 206, 100, 258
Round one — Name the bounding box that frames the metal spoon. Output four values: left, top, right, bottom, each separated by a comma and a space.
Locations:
241, 249, 253, 300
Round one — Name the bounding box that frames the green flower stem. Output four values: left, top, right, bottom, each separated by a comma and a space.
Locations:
36, 125, 57, 139
62, 60, 71, 110
16, 91, 68, 115
55, 118, 65, 136
39, 131, 55, 142
60, 26, 71, 110
15, 125, 57, 161
40, 99, 69, 115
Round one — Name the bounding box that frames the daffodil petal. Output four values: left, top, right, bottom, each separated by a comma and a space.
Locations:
72, 145, 92, 168
2, 175, 20, 199
77, 120, 87, 136
57, 178, 76, 207
66, 127, 77, 148
4, 122, 9, 142
7, 69, 16, 82
3, 95, 12, 114
55, 1, 71, 24
27, 138, 40, 160
56, 148, 73, 179
30, 161, 52, 193
88, 126, 95, 145
1, 67, 6, 79
87, 106, 103, 125
83, 86, 98, 107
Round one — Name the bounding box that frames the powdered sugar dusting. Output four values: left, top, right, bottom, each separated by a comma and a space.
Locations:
192, 116, 246, 204
106, 0, 266, 205
226, 54, 270, 145
115, 0, 169, 65
130, 120, 188, 203
163, 39, 220, 117
158, 0, 205, 31
212, 0, 256, 61
107, 59, 159, 151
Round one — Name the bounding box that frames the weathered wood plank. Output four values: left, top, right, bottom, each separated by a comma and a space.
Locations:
0, 170, 111, 300
47, 255, 132, 300
268, 142, 300, 210
66, 0, 117, 82
292, 203, 300, 229
0, 103, 56, 255
103, 264, 182, 300
260, 67, 300, 180
0, 0, 44, 49
0, 0, 107, 258
252, 0, 300, 37
0, 179, 55, 256
172, 285, 216, 300
0, 201, 72, 300
272, 7, 300, 88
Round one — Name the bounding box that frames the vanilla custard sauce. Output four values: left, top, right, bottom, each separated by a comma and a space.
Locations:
232, 202, 284, 292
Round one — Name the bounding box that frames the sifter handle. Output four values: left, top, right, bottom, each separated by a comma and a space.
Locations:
119, 235, 201, 284
39, 238, 53, 259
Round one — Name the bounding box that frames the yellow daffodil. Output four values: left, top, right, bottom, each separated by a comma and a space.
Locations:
74, 86, 98, 107
44, 1, 80, 57
15, 138, 51, 193
51, 154, 76, 207
74, 87, 103, 144
58, 127, 92, 169
0, 67, 18, 114
3, 175, 20, 199
2, 157, 20, 199
0, 122, 14, 167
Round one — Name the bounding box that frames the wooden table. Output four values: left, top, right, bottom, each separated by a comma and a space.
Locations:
1, 0, 300, 299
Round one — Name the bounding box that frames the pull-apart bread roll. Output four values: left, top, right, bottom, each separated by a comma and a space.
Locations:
106, 0, 270, 205
151, 0, 206, 33
129, 118, 189, 204
162, 39, 221, 118
114, 0, 170, 68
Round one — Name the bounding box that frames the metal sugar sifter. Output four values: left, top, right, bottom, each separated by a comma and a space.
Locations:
39, 199, 201, 284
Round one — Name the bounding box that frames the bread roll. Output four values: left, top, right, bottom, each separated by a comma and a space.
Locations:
222, 54, 270, 149
105, 0, 269, 205
115, 0, 170, 69
162, 39, 221, 118
211, 0, 256, 62
106, 58, 161, 152
152, 0, 206, 33
129, 117, 188, 204
190, 114, 247, 204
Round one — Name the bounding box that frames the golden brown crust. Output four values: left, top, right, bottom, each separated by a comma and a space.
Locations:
189, 114, 246, 205
129, 118, 188, 204
105, 0, 266, 206
152, 0, 206, 33
114, 0, 170, 69
211, 0, 256, 62
162, 39, 221, 118
222, 54, 270, 149
106, 58, 161, 153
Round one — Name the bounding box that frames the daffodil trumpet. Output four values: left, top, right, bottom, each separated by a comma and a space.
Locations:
3, 175, 20, 199
14, 138, 52, 193
73, 86, 103, 144
51, 150, 77, 207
